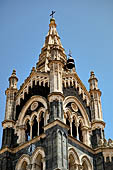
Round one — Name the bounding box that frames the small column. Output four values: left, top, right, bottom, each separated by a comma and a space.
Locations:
37, 117, 40, 136
30, 120, 34, 139
70, 118, 73, 136
75, 122, 79, 140
78, 165, 83, 170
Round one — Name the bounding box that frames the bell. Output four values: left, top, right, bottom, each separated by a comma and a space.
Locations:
67, 56, 75, 69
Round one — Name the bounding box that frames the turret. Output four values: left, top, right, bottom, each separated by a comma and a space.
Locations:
4, 70, 18, 120
88, 71, 105, 148
2, 70, 18, 148
88, 71, 102, 120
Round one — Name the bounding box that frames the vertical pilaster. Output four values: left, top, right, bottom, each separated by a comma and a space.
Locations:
45, 125, 68, 170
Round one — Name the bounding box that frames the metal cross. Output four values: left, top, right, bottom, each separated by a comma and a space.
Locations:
68, 50, 72, 57
50, 11, 56, 18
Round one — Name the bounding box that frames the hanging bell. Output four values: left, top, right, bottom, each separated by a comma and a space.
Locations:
67, 56, 75, 69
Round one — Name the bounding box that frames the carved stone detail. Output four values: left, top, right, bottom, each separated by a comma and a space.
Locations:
31, 102, 38, 111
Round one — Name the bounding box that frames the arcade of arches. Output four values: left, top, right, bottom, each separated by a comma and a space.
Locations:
16, 148, 92, 170
16, 96, 90, 146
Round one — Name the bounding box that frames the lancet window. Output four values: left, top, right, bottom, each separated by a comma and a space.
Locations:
64, 102, 83, 142
17, 96, 48, 144
25, 120, 30, 141
68, 149, 80, 170
16, 148, 45, 170
21, 161, 27, 170
82, 161, 88, 170
23, 111, 45, 142
34, 153, 43, 170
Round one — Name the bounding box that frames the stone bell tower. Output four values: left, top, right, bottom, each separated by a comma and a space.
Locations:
0, 13, 113, 170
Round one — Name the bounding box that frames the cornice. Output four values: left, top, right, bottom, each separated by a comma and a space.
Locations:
44, 119, 69, 131
16, 71, 49, 99
0, 133, 46, 154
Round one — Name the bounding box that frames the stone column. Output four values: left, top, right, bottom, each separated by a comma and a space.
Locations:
75, 122, 79, 140
30, 120, 34, 139
78, 165, 83, 170
37, 117, 40, 136
70, 118, 73, 136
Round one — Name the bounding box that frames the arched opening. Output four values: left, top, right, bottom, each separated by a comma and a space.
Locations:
72, 120, 77, 138
35, 153, 43, 170
78, 122, 83, 142
25, 120, 30, 141
82, 161, 88, 170
81, 156, 92, 170
69, 154, 75, 170
32, 116, 38, 138
39, 112, 44, 135
66, 115, 71, 135
21, 161, 27, 170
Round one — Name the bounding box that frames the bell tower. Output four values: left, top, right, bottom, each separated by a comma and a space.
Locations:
0, 13, 113, 170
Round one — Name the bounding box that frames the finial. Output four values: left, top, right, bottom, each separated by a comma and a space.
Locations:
49, 11, 56, 27
31, 67, 36, 72
90, 71, 96, 79
9, 69, 18, 88
12, 69, 16, 76
68, 50, 72, 58
50, 11, 56, 18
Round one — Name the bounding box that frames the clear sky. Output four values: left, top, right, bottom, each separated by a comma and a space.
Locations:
0, 0, 113, 147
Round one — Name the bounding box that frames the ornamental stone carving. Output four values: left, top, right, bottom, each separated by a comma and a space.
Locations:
31, 102, 38, 111
71, 103, 78, 112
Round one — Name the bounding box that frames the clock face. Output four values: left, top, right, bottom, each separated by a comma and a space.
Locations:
28, 144, 36, 154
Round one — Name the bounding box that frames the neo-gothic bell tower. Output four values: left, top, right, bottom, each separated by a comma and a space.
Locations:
0, 15, 113, 170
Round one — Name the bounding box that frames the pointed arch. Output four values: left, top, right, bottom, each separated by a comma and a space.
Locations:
18, 96, 47, 126
23, 115, 31, 125
64, 96, 90, 127
31, 147, 45, 163
31, 111, 38, 121
68, 147, 80, 165
15, 154, 30, 170
80, 155, 92, 170
31, 147, 46, 170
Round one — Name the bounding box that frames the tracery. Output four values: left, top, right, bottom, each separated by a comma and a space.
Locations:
16, 96, 48, 144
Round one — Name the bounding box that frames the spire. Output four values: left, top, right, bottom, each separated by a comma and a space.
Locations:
42, 17, 64, 50
36, 16, 67, 72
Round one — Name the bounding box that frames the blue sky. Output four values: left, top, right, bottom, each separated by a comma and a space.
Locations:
0, 0, 113, 147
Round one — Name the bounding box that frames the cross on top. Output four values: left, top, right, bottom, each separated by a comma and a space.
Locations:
50, 11, 56, 18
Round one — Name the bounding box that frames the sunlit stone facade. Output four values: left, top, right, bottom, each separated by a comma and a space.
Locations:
0, 17, 113, 170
